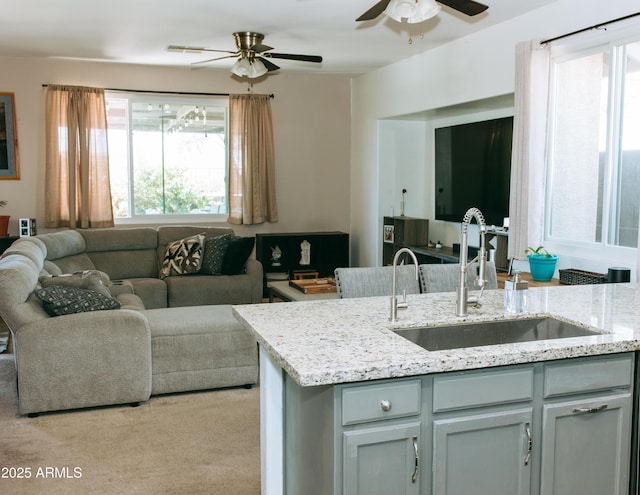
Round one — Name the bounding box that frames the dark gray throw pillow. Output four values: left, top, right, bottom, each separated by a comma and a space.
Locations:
37, 285, 121, 317
201, 233, 232, 275
221, 236, 255, 275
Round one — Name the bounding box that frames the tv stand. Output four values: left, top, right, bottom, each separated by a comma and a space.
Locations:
410, 229, 509, 271
410, 244, 480, 264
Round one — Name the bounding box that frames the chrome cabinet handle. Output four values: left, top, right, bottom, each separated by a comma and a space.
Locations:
380, 400, 392, 412
412, 436, 419, 483
572, 404, 608, 414
524, 422, 532, 466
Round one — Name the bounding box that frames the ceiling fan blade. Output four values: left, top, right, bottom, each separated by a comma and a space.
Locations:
251, 43, 274, 53
437, 0, 488, 16
200, 48, 240, 55
191, 54, 236, 65
167, 45, 207, 53
167, 45, 237, 55
356, 0, 392, 21
266, 52, 323, 63
257, 57, 280, 72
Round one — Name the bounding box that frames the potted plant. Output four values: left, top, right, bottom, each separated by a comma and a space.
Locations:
525, 246, 558, 282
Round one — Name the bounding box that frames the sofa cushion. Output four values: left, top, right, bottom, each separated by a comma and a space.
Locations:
82, 227, 159, 280
36, 285, 121, 316
143, 305, 258, 395
201, 234, 232, 275
221, 236, 255, 275
160, 234, 205, 279
37, 230, 86, 260
39, 270, 112, 298
126, 278, 168, 309
116, 292, 146, 311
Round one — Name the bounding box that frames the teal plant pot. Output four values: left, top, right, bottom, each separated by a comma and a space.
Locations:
528, 254, 558, 282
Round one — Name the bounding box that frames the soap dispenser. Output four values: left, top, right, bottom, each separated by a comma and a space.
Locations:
504, 271, 528, 313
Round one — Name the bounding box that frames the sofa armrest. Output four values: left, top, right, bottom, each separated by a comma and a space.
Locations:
14, 309, 152, 415
245, 258, 263, 303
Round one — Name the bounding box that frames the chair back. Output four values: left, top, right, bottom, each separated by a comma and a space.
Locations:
335, 265, 420, 299
419, 261, 498, 293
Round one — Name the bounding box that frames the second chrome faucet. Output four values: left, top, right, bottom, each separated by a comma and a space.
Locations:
390, 247, 419, 324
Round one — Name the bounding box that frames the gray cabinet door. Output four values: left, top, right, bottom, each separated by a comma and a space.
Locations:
433, 408, 533, 495
343, 422, 421, 495
540, 393, 632, 495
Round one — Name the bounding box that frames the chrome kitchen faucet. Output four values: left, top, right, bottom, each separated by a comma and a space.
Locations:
390, 247, 419, 324
456, 207, 488, 317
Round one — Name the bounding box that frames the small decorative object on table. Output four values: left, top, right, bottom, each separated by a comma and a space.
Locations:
289, 278, 337, 294
300, 240, 311, 265
383, 225, 394, 243
270, 245, 282, 266
525, 246, 558, 282
19, 218, 37, 237
400, 188, 407, 216
292, 269, 319, 280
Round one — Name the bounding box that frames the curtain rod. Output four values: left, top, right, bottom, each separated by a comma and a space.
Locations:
540, 11, 640, 45
41, 85, 274, 98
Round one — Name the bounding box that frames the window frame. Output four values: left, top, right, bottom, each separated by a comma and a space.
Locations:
106, 91, 229, 225
543, 27, 640, 269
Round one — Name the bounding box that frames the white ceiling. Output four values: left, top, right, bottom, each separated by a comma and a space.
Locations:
1, 0, 553, 75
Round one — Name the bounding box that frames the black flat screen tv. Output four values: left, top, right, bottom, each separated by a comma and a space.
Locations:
434, 116, 513, 227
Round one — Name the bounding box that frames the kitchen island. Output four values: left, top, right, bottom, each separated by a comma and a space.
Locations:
233, 283, 640, 495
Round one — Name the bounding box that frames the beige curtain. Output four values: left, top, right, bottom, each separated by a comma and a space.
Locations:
228, 94, 278, 225
507, 41, 550, 260
45, 85, 114, 229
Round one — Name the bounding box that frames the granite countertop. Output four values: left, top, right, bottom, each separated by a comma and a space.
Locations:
233, 284, 640, 387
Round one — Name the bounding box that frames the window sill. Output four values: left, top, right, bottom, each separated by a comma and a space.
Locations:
114, 214, 229, 227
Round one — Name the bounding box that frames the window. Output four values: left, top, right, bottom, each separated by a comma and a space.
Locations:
106, 94, 228, 220
547, 37, 640, 253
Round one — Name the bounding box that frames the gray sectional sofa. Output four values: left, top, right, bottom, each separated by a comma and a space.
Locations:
0, 225, 263, 415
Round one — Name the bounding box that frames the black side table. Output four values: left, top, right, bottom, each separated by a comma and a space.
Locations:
0, 235, 19, 255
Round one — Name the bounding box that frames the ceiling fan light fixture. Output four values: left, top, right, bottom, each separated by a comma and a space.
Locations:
384, 0, 416, 22
249, 59, 268, 78
384, 0, 441, 23
230, 57, 268, 78
408, 0, 440, 23
231, 58, 251, 77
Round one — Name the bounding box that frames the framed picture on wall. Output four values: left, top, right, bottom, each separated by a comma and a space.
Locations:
0, 92, 19, 180
383, 225, 394, 243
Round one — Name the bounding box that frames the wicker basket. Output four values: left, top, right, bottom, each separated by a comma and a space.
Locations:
559, 268, 606, 285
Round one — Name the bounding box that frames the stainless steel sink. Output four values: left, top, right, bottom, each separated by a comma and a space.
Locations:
394, 317, 602, 351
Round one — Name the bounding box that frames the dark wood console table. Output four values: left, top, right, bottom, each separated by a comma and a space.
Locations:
256, 232, 349, 297
0, 235, 18, 255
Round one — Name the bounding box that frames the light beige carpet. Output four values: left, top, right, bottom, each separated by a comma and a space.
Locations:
0, 352, 261, 495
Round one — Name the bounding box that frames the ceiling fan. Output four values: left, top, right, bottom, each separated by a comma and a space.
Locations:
356, 0, 488, 23
168, 32, 323, 79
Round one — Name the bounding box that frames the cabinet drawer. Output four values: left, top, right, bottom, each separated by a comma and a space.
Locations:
342, 379, 421, 426
433, 367, 534, 412
544, 354, 633, 398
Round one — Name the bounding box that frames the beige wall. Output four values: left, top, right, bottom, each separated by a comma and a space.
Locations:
0, 57, 351, 239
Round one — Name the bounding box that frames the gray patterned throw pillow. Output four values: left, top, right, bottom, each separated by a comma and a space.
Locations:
160, 233, 205, 279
